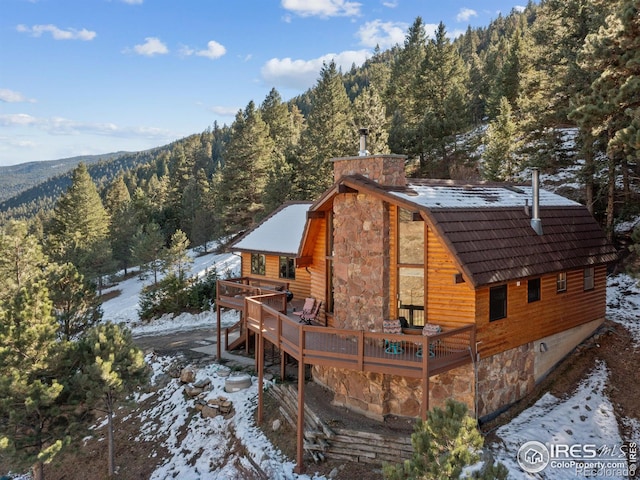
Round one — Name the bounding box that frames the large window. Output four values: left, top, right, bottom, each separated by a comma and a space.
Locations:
251, 253, 265, 275
583, 267, 595, 291
528, 278, 541, 303
279, 256, 295, 280
556, 272, 567, 293
490, 285, 507, 321
397, 208, 425, 326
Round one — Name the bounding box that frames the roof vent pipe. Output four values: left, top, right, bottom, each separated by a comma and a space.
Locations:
531, 167, 543, 235
358, 128, 369, 156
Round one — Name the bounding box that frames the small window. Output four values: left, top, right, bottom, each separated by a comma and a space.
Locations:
251, 253, 266, 275
528, 278, 541, 303
557, 272, 567, 293
583, 267, 595, 291
489, 285, 507, 321
279, 256, 295, 280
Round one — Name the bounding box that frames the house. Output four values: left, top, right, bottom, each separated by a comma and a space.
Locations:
220, 141, 617, 472
229, 201, 312, 302
294, 149, 617, 421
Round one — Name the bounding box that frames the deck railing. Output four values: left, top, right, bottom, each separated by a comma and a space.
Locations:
245, 297, 475, 379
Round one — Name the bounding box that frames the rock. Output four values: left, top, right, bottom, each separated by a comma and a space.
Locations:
180, 367, 196, 383
193, 378, 211, 389
184, 386, 204, 397
329, 467, 339, 478
201, 405, 219, 418
271, 419, 281, 431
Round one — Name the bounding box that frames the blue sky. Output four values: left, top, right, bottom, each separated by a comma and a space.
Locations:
0, 0, 525, 166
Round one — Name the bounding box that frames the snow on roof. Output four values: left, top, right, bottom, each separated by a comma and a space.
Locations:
390, 184, 581, 209
231, 202, 311, 255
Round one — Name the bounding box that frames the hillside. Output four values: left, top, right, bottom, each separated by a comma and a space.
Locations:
0, 152, 128, 203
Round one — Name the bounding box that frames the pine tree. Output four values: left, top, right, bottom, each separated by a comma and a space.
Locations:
46, 163, 112, 279
130, 222, 165, 285
74, 323, 149, 477
295, 60, 354, 199
353, 85, 390, 154
0, 281, 68, 480
383, 399, 507, 480
416, 22, 470, 173
215, 101, 275, 234
482, 97, 518, 181
569, 0, 640, 239
47, 262, 102, 341
162, 229, 192, 281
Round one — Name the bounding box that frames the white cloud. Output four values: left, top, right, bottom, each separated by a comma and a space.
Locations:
357, 20, 407, 49
196, 40, 226, 60
281, 0, 361, 18
131, 37, 169, 56
261, 49, 370, 91
16, 24, 96, 41
0, 89, 36, 103
382, 0, 398, 8
209, 106, 239, 117
0, 113, 171, 139
456, 8, 477, 23
121, 0, 143, 4
513, 5, 526, 13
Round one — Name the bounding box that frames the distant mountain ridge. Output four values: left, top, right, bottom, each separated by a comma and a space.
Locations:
0, 147, 169, 221
0, 152, 130, 203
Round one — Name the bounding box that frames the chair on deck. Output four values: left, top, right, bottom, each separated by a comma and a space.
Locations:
300, 301, 322, 325
293, 297, 316, 323
416, 323, 442, 358
383, 319, 404, 354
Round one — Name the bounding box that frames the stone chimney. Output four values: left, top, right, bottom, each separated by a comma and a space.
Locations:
332, 130, 407, 187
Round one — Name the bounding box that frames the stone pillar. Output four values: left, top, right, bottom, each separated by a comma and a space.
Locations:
332, 192, 389, 330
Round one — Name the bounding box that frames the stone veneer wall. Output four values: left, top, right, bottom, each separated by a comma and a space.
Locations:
332, 192, 389, 330
476, 342, 536, 418
312, 364, 476, 420
332, 154, 406, 186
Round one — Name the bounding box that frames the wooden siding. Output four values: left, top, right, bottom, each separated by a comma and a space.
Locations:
240, 252, 311, 301
307, 218, 329, 326
474, 264, 607, 358
426, 227, 476, 328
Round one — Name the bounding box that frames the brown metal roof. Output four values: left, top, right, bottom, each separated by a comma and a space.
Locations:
428, 207, 618, 287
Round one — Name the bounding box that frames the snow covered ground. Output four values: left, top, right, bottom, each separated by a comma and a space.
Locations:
95, 248, 640, 479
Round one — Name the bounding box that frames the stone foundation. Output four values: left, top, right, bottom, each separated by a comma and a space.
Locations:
312, 364, 476, 420
476, 343, 535, 418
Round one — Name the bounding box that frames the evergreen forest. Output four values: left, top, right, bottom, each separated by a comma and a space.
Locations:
3, 1, 640, 476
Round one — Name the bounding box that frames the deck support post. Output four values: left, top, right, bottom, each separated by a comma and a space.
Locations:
216, 304, 222, 361
257, 329, 264, 425
294, 325, 306, 474
421, 337, 429, 420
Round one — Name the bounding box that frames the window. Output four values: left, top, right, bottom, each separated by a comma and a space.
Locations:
583, 267, 594, 291
397, 208, 425, 326
557, 272, 567, 293
528, 278, 541, 303
251, 253, 265, 275
489, 285, 507, 321
279, 256, 295, 280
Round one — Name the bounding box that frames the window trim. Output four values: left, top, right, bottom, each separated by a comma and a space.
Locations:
278, 256, 295, 280
556, 272, 567, 293
489, 284, 508, 321
528, 278, 541, 303
250, 253, 266, 276
583, 267, 595, 291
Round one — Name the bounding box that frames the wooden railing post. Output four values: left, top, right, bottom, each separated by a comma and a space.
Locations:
421, 336, 429, 421
358, 330, 364, 371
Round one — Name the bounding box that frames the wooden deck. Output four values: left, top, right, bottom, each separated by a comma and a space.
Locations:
216, 278, 476, 474
244, 297, 475, 380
